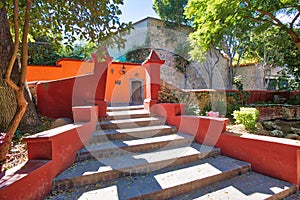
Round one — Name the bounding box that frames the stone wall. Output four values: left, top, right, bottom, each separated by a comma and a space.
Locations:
146, 18, 229, 90
111, 17, 270, 90
113, 17, 229, 90
254, 105, 300, 121
235, 64, 265, 90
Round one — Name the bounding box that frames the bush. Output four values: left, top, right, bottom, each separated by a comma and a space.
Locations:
226, 104, 242, 120
178, 93, 201, 116
233, 107, 259, 131
287, 93, 300, 105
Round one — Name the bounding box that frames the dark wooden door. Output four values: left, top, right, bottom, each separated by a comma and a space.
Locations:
131, 80, 143, 104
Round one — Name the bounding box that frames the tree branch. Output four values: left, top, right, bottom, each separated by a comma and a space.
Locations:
291, 11, 300, 28
247, 2, 300, 40
19, 0, 31, 88
5, 0, 19, 92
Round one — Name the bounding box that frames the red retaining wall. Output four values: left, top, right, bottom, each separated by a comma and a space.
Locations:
217, 133, 300, 186
36, 54, 110, 119
37, 78, 76, 119
151, 103, 228, 147
153, 103, 300, 185
0, 106, 98, 200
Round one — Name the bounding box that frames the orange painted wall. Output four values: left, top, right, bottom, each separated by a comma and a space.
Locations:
27, 59, 147, 104
27, 59, 94, 82
105, 62, 146, 104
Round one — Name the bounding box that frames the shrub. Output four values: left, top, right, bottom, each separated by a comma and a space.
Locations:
226, 104, 242, 120
178, 93, 201, 116
201, 102, 211, 116
158, 86, 181, 103
233, 107, 259, 131
287, 93, 300, 105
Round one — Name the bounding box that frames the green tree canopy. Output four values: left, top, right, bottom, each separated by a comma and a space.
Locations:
5, 0, 132, 46
185, 0, 300, 53
186, 0, 254, 89
185, 0, 300, 89
153, 0, 191, 26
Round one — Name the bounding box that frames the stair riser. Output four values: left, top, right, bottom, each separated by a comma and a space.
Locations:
107, 106, 144, 112
54, 150, 220, 191
53, 170, 122, 191
106, 113, 150, 120
128, 165, 251, 200
107, 109, 144, 112
76, 138, 194, 162
98, 120, 163, 130
91, 128, 177, 143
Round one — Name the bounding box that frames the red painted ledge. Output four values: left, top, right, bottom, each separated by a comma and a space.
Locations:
151, 103, 229, 146
216, 132, 300, 185
152, 103, 300, 186
0, 106, 98, 200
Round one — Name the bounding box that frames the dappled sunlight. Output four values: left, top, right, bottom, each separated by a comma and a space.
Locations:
154, 163, 222, 189
78, 185, 119, 200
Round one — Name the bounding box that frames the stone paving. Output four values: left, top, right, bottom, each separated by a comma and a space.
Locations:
47, 106, 298, 199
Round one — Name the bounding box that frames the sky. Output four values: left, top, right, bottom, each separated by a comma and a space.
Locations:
119, 0, 159, 23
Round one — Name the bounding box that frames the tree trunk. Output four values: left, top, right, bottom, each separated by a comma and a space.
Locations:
287, 29, 300, 54
296, 42, 300, 54
0, 2, 40, 132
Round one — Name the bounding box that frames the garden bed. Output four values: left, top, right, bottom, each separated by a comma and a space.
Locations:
227, 120, 300, 141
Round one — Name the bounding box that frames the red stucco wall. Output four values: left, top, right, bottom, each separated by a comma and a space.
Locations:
0, 106, 98, 200
153, 103, 300, 186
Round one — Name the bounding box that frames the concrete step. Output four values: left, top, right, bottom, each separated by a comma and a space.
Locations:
49, 155, 251, 199
107, 105, 144, 112
106, 109, 150, 120
98, 117, 164, 130
91, 125, 177, 143
170, 172, 297, 200
53, 143, 221, 190
76, 133, 194, 161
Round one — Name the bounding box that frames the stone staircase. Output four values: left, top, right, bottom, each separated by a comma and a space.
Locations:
48, 105, 297, 199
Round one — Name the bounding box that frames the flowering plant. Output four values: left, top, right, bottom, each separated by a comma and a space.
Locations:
207, 111, 219, 117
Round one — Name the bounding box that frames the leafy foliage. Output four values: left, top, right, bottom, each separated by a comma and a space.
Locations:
178, 93, 201, 115
185, 0, 300, 88
244, 27, 300, 86
158, 86, 181, 103
186, 0, 300, 53
7, 0, 132, 49
231, 76, 250, 104
28, 37, 60, 65
153, 0, 191, 27
185, 0, 253, 89
173, 42, 191, 73
59, 42, 96, 61
287, 93, 300, 105
124, 48, 151, 63
158, 86, 200, 115
233, 107, 259, 131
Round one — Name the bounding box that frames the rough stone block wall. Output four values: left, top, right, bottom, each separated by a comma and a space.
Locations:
145, 18, 229, 90
235, 64, 265, 90
255, 105, 300, 121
